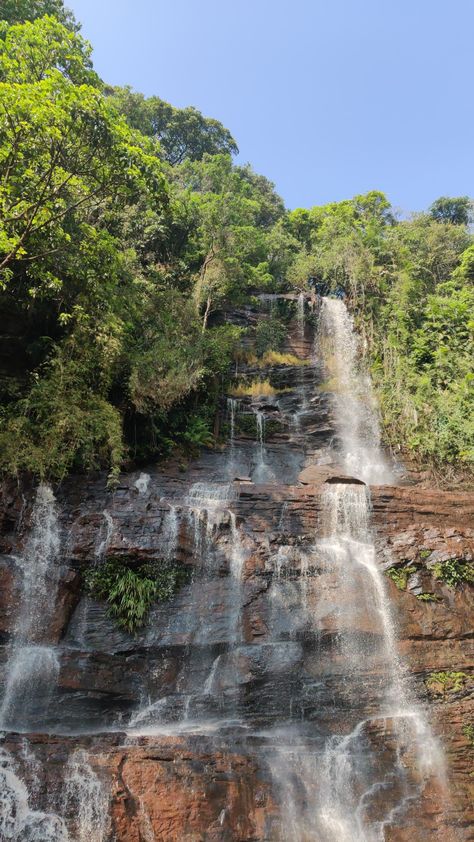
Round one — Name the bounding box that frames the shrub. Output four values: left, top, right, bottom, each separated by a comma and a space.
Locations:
432, 558, 474, 588
425, 671, 468, 695
230, 379, 279, 397
386, 564, 417, 590
254, 316, 287, 356
84, 559, 189, 633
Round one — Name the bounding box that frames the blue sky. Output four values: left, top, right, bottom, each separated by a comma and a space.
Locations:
70, 0, 473, 213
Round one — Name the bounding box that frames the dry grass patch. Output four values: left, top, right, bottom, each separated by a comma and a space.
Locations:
236, 350, 310, 368
260, 351, 310, 367
229, 379, 279, 397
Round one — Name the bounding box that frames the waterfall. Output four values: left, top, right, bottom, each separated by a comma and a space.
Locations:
297, 292, 305, 340
316, 483, 443, 840
160, 503, 179, 562
252, 409, 275, 482
134, 472, 151, 494
0, 745, 110, 842
0, 747, 69, 841
227, 397, 238, 475
62, 750, 110, 842
95, 510, 114, 561
272, 482, 445, 841
319, 298, 393, 484
128, 481, 246, 734
0, 484, 61, 730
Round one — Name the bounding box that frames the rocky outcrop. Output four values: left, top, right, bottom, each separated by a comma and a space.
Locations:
0, 298, 473, 841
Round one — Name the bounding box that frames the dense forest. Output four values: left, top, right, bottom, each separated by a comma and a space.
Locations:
0, 0, 472, 485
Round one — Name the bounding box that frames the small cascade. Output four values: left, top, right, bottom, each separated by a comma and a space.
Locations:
63, 749, 110, 842
228, 511, 245, 639
252, 409, 275, 482
128, 480, 246, 735
319, 298, 394, 484
95, 510, 114, 562
0, 747, 69, 841
297, 291, 305, 340
0, 484, 61, 730
75, 509, 114, 651
226, 397, 239, 475
134, 472, 151, 494
160, 503, 179, 562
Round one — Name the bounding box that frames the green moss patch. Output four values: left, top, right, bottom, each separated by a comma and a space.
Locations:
431, 558, 474, 588
386, 564, 417, 590
425, 671, 468, 695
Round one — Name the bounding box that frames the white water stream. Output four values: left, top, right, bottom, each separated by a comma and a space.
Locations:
271, 298, 444, 840
319, 297, 394, 484
0, 485, 61, 730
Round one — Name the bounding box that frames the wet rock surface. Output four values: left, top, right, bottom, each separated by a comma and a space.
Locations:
0, 298, 473, 841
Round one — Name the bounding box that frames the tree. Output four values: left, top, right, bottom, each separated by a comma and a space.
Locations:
0, 19, 166, 291
0, 15, 97, 85
429, 196, 473, 226
0, 0, 78, 29
107, 86, 238, 165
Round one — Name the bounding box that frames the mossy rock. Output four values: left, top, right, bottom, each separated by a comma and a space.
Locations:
425, 671, 468, 696
431, 558, 474, 588
385, 564, 418, 590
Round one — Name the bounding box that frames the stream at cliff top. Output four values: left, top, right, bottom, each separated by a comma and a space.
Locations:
0, 296, 453, 840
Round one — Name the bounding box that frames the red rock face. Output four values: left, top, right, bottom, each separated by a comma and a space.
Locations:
0, 302, 473, 841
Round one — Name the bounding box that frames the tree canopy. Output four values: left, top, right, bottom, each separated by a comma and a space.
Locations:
0, 8, 472, 485
107, 86, 238, 165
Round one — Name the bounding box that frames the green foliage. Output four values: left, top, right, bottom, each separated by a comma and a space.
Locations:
286, 190, 473, 473
254, 316, 287, 356
463, 724, 474, 744
431, 558, 474, 588
0, 354, 124, 484
429, 196, 473, 226
84, 558, 188, 633
0, 0, 78, 29
425, 671, 468, 694
107, 86, 238, 165
416, 593, 441, 602
385, 564, 417, 590
0, 10, 472, 485
0, 15, 267, 483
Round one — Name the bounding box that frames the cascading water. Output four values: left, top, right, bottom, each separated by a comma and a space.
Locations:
134, 472, 151, 494
0, 743, 110, 842
314, 484, 443, 841
319, 297, 394, 484
0, 292, 460, 840
269, 297, 445, 841
128, 480, 247, 734
227, 397, 239, 476
0, 747, 69, 842
62, 749, 110, 842
252, 409, 275, 482
0, 484, 61, 730
297, 292, 305, 340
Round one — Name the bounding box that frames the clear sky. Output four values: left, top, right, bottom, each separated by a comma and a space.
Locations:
70, 0, 473, 213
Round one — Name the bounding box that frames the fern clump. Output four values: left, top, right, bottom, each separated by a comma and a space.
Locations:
84, 559, 189, 633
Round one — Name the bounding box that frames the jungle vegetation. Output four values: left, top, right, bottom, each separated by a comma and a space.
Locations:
0, 1, 472, 484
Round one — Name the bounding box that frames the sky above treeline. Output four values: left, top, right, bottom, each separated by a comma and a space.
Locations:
70, 0, 473, 214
